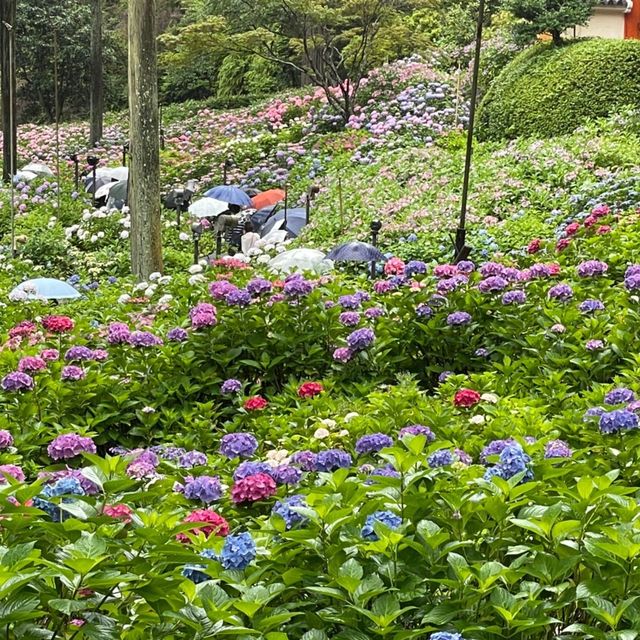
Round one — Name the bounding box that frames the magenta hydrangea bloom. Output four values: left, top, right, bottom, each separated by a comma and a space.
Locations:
333, 347, 353, 363
61, 366, 85, 381
107, 322, 131, 345
190, 303, 217, 329
0, 464, 24, 483
40, 349, 60, 361
18, 356, 47, 374
48, 434, 97, 460
0, 430, 14, 449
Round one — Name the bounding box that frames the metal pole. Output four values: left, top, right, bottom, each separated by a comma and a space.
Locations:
455, 0, 485, 263
72, 155, 79, 191
305, 194, 310, 225
122, 144, 127, 166
193, 236, 199, 264
370, 229, 378, 279
159, 104, 165, 150
5, 19, 15, 256
53, 29, 61, 212
92, 165, 97, 203
216, 231, 222, 258
284, 184, 288, 227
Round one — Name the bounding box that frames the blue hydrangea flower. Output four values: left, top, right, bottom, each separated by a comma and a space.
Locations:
219, 433, 259, 459
361, 510, 402, 541
355, 433, 394, 455
479, 439, 515, 464
184, 476, 223, 503
579, 299, 605, 314
583, 406, 605, 421
599, 409, 639, 434
498, 444, 532, 479
427, 449, 455, 468
271, 465, 302, 485
604, 388, 635, 406
430, 633, 464, 640
182, 548, 218, 584
315, 449, 352, 472
33, 477, 85, 522
220, 532, 256, 570
405, 260, 427, 277
272, 495, 308, 530
233, 460, 273, 481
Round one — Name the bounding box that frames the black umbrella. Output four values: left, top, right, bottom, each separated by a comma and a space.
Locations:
260, 208, 308, 238
325, 241, 387, 262
106, 180, 129, 210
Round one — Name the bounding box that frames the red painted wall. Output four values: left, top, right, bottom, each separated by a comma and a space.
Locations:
626, 2, 640, 38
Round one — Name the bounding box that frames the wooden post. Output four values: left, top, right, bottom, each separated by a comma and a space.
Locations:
338, 177, 344, 227
128, 0, 163, 279
1, 1, 17, 184
89, 0, 104, 147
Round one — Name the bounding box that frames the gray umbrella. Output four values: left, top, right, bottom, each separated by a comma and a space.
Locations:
260, 208, 308, 238
106, 180, 129, 210
325, 241, 387, 262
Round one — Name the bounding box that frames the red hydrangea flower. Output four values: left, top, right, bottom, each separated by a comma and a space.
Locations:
9, 321, 37, 339
231, 473, 277, 504
527, 239, 541, 254
42, 316, 75, 334
103, 503, 133, 524
453, 389, 481, 408
244, 395, 268, 411
597, 225, 611, 235
564, 222, 580, 236
384, 257, 405, 276
583, 216, 597, 228
548, 263, 561, 275
298, 382, 324, 398
176, 509, 230, 542
556, 238, 570, 252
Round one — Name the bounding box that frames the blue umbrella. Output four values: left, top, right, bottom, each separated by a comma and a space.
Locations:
10, 278, 81, 301
325, 241, 387, 262
260, 208, 308, 238
204, 185, 252, 208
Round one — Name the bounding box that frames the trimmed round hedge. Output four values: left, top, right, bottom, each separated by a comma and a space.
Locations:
478, 39, 640, 140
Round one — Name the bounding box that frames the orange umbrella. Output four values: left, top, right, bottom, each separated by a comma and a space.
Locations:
251, 189, 285, 210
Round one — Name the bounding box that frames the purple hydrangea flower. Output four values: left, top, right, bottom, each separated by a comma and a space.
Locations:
64, 346, 94, 362
604, 388, 635, 405
333, 347, 353, 363
544, 439, 572, 459
624, 265, 640, 290
0, 430, 14, 449
502, 290, 526, 305
399, 424, 435, 441
126, 460, 157, 480
457, 260, 475, 274
219, 433, 259, 459
168, 327, 189, 342
271, 465, 303, 485
221, 379, 242, 395
0, 464, 24, 483
438, 371, 453, 382
18, 356, 47, 373
338, 294, 361, 309
48, 434, 96, 460
480, 262, 505, 278
1, 371, 34, 392
178, 450, 208, 468
233, 460, 273, 481
39, 469, 100, 495
577, 260, 608, 278
437, 275, 468, 295
583, 406, 605, 421
478, 276, 508, 293
190, 303, 217, 329
183, 475, 223, 503
404, 261, 427, 277
290, 450, 318, 472
209, 280, 238, 300
107, 322, 131, 345
416, 303, 433, 318
283, 278, 313, 297
484, 444, 533, 481
579, 299, 605, 314
226, 288, 252, 307
355, 433, 394, 455
447, 311, 472, 326
475, 348, 490, 358
548, 283, 573, 301
128, 331, 163, 348
599, 409, 639, 433
370, 464, 401, 479
346, 328, 375, 351
246, 278, 272, 297
92, 349, 108, 361
339, 311, 361, 327
586, 339, 604, 351
315, 449, 352, 472
480, 439, 515, 464
61, 366, 85, 381
364, 306, 385, 319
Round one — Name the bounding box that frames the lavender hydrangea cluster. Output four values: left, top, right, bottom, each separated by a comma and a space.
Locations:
47, 434, 96, 460
437, 275, 468, 295
209, 280, 237, 300
178, 450, 208, 468
183, 475, 223, 503
64, 346, 95, 362
18, 356, 47, 373
271, 465, 303, 485
586, 339, 604, 351
339, 311, 361, 326
579, 299, 605, 314
404, 260, 427, 277
355, 433, 394, 455
128, 331, 163, 348
502, 290, 526, 305
346, 328, 375, 351
338, 294, 362, 309
548, 283, 573, 301
624, 265, 640, 291
583, 406, 605, 421
107, 322, 131, 345
167, 327, 188, 342
190, 303, 217, 329
365, 306, 385, 319
40, 469, 100, 495
0, 430, 14, 449
399, 424, 435, 441
61, 366, 85, 381
283, 277, 313, 297
221, 378, 242, 395
604, 388, 635, 405
226, 288, 252, 307
246, 278, 272, 297
479, 439, 514, 464
361, 510, 402, 541
219, 433, 259, 459
233, 460, 273, 481
446, 311, 472, 326
290, 450, 318, 471
599, 409, 639, 434
272, 495, 308, 529
478, 276, 508, 293
1, 371, 34, 392
416, 303, 433, 318
315, 449, 352, 472
457, 260, 475, 274
427, 449, 456, 468
544, 439, 572, 458
577, 260, 608, 278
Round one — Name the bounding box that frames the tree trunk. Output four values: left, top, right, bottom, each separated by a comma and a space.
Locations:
89, 0, 104, 147
552, 29, 563, 46
128, 0, 163, 279
0, 0, 17, 183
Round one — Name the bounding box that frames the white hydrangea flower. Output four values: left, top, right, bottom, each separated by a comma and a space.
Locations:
265, 449, 290, 466
188, 274, 206, 285
144, 285, 157, 298
82, 212, 92, 221
480, 393, 499, 404
97, 231, 105, 239
469, 415, 485, 425
148, 272, 161, 282
133, 281, 148, 292
256, 254, 270, 264
320, 418, 336, 429
9, 289, 28, 302
158, 294, 173, 305
179, 232, 190, 242
158, 275, 172, 285
275, 245, 286, 254
314, 428, 330, 440
123, 219, 131, 229
343, 412, 359, 423
90, 235, 98, 243
188, 264, 203, 274
118, 294, 131, 304
120, 230, 129, 239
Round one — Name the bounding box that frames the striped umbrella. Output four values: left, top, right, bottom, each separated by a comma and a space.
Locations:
325, 241, 387, 262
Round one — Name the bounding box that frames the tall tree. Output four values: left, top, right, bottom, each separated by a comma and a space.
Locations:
232, 0, 398, 123
128, 0, 163, 279
89, 0, 104, 147
0, 0, 17, 183
503, 0, 598, 45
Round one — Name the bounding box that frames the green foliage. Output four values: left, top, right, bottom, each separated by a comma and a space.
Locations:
216, 53, 251, 101
244, 56, 286, 96
478, 39, 640, 140
504, 0, 598, 44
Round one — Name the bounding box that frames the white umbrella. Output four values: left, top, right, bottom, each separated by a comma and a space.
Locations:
9, 278, 81, 301
94, 181, 118, 200
188, 198, 228, 218
268, 248, 333, 274
14, 171, 38, 183
259, 229, 288, 246
22, 163, 54, 177
101, 166, 129, 182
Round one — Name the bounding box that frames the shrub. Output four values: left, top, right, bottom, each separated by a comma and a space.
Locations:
478, 39, 640, 140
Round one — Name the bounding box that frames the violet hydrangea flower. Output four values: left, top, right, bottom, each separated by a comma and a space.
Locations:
167, 327, 188, 342
548, 283, 573, 301
128, 331, 163, 348
346, 328, 375, 351
447, 311, 472, 326
502, 290, 526, 305
18, 356, 47, 373
0, 430, 13, 449
183, 476, 223, 503
246, 278, 272, 297
315, 449, 352, 472
179, 450, 208, 468
339, 311, 361, 326
599, 409, 639, 433
544, 439, 572, 458
221, 379, 242, 395
48, 433, 97, 460
604, 388, 635, 405
399, 424, 435, 440
577, 260, 608, 278
61, 366, 85, 381
1, 371, 34, 392
219, 433, 259, 459
355, 433, 394, 455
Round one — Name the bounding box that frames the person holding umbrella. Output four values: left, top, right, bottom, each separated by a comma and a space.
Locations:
240, 221, 260, 255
